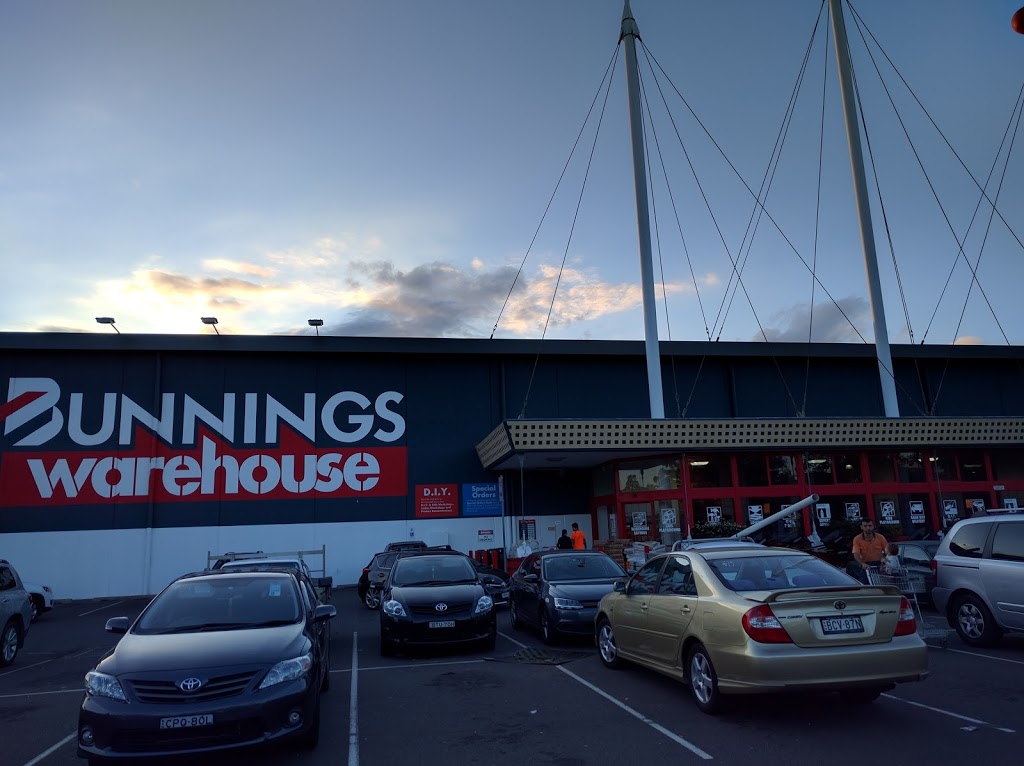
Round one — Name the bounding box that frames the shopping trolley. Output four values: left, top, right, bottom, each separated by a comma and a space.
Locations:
866, 568, 923, 624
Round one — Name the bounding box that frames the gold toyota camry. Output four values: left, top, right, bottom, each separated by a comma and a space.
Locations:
595, 543, 928, 714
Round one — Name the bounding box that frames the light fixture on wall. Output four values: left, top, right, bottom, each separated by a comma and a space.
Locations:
95, 317, 120, 334
201, 317, 220, 335
308, 318, 324, 336
689, 459, 709, 467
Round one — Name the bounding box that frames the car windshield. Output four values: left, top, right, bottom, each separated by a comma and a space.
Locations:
134, 575, 301, 634
391, 555, 477, 586
707, 554, 858, 591
542, 554, 626, 582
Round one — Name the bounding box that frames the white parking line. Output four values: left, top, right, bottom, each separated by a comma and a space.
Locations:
348, 631, 359, 766
0, 689, 81, 700
20, 731, 75, 766
881, 693, 1016, 733
498, 632, 714, 760
0, 659, 55, 678
77, 600, 125, 617
945, 647, 1024, 667
333, 658, 485, 674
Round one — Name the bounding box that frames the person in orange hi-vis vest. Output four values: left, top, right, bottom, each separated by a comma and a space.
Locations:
570, 522, 586, 550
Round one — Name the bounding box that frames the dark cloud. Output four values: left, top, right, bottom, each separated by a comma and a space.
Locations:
149, 271, 265, 294
757, 297, 870, 343
326, 261, 523, 337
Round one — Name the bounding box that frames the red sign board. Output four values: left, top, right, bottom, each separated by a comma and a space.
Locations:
415, 483, 459, 518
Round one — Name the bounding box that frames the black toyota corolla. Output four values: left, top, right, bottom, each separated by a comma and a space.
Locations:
379, 551, 496, 656
77, 569, 335, 762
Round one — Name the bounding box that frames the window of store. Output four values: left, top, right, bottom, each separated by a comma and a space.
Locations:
928, 451, 957, 481
768, 455, 798, 485
624, 502, 653, 540
592, 464, 615, 496
736, 454, 769, 487
991, 449, 1024, 481
740, 496, 803, 542
834, 454, 863, 484
687, 455, 732, 488
896, 452, 926, 483
958, 452, 987, 482
618, 457, 681, 493
804, 454, 834, 485
868, 452, 896, 483
692, 498, 736, 529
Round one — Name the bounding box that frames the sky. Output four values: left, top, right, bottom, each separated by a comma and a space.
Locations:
2, 1, 1024, 346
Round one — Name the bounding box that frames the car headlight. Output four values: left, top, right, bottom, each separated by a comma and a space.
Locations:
85, 671, 127, 702
259, 653, 313, 689
552, 597, 584, 610
382, 599, 407, 617
474, 595, 494, 615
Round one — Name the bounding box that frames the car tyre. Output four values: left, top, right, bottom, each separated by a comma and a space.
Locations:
539, 609, 557, 645
481, 629, 497, 652
687, 643, 724, 715
379, 634, 397, 657
953, 594, 1002, 647
296, 697, 321, 750
509, 599, 522, 630
364, 588, 382, 610
0, 620, 19, 667
839, 687, 884, 705
597, 619, 624, 669
29, 596, 40, 622
320, 645, 331, 692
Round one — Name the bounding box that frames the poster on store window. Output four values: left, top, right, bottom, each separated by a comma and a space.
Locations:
1004, 498, 1018, 510
943, 500, 959, 523
659, 507, 679, 532
632, 511, 649, 533
815, 503, 832, 527
781, 504, 796, 528
706, 506, 722, 525
746, 505, 763, 523
968, 498, 986, 514
880, 501, 897, 523
845, 502, 862, 521
909, 501, 925, 524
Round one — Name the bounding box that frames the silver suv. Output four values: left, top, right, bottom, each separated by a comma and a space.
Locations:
0, 559, 33, 666
931, 514, 1024, 647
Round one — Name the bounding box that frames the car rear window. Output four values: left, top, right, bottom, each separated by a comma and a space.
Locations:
707, 554, 857, 591
391, 555, 477, 586
992, 523, 1024, 562
948, 524, 991, 558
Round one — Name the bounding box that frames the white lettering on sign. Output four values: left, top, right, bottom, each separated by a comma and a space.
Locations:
4, 377, 406, 448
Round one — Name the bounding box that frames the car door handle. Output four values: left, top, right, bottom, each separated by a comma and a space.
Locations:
681, 605, 691, 613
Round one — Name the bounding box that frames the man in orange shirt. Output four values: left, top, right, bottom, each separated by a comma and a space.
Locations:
570, 522, 587, 550
851, 519, 888, 583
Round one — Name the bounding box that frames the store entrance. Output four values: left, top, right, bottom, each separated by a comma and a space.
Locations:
623, 500, 683, 548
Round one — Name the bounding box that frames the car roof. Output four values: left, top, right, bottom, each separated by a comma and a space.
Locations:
535, 550, 609, 558
179, 568, 296, 583
395, 549, 469, 560
220, 557, 304, 566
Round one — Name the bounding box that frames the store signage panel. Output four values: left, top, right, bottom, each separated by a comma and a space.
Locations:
462, 482, 501, 517
415, 483, 459, 518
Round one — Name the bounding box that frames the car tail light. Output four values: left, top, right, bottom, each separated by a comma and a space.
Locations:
362, 567, 371, 574
929, 558, 938, 586
742, 605, 793, 643
894, 597, 917, 636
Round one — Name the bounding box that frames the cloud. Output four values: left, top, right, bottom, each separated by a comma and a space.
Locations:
757, 297, 870, 343
953, 335, 984, 345
203, 259, 277, 278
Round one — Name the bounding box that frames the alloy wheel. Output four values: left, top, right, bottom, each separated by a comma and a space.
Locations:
690, 651, 714, 705
1, 625, 17, 664
957, 602, 985, 640
364, 589, 382, 610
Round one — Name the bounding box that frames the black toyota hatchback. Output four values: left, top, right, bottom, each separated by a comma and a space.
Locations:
379, 551, 496, 656
77, 569, 336, 762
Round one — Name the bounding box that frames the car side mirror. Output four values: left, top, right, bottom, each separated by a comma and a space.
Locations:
524, 573, 540, 583
613, 580, 626, 593
105, 617, 130, 634
313, 604, 337, 622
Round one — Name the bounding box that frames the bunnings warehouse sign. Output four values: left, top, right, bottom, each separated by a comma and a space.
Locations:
1, 375, 408, 511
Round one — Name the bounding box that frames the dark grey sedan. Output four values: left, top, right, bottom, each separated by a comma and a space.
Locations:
77, 569, 335, 763
508, 550, 627, 644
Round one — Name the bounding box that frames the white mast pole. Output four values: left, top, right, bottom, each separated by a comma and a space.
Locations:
621, 0, 665, 419
828, 0, 900, 416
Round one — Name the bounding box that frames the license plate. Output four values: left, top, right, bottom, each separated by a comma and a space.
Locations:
159, 714, 214, 729
820, 616, 864, 634
428, 620, 455, 629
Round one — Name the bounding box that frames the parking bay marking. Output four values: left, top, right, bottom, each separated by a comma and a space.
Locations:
944, 648, 1024, 667
498, 631, 714, 760
349, 631, 359, 766
78, 599, 125, 617
20, 731, 75, 766
880, 693, 1015, 733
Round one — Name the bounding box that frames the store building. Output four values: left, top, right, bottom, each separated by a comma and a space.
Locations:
1, 332, 1022, 598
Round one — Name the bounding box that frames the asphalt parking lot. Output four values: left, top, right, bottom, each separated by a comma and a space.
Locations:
3, 590, 1021, 766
